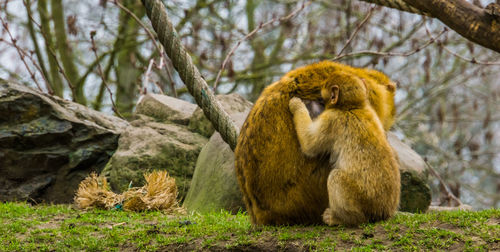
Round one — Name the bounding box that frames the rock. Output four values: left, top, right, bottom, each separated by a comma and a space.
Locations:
183, 111, 249, 213
188, 94, 253, 137
427, 204, 473, 212
102, 114, 208, 201
0, 80, 128, 203
135, 93, 197, 125
388, 132, 431, 213
183, 93, 252, 213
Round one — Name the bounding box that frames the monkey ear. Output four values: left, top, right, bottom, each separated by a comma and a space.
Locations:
330, 85, 339, 105
386, 82, 396, 92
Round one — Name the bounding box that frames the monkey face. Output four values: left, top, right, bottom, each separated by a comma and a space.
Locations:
303, 99, 325, 119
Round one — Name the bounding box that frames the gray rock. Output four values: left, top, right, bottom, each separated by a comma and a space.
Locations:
183, 93, 252, 213
183, 111, 249, 213
101, 114, 208, 201
188, 94, 252, 137
135, 93, 197, 125
388, 132, 431, 213
0, 80, 128, 203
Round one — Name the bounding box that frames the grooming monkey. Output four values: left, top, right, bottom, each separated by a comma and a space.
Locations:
235, 61, 397, 225
289, 72, 400, 226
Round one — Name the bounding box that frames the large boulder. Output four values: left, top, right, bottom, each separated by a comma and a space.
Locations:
102, 94, 208, 200
183, 93, 251, 213
135, 93, 197, 125
0, 80, 128, 203
388, 133, 431, 213
183, 110, 249, 213
183, 95, 431, 213
188, 94, 253, 137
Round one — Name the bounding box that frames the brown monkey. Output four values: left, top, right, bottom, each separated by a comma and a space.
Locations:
235, 61, 396, 225
289, 73, 400, 226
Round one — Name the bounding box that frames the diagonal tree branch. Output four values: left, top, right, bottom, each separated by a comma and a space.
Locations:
360, 0, 430, 16
361, 0, 500, 53
401, 0, 500, 53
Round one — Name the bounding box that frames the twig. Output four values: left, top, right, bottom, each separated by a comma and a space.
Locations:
424, 158, 464, 206
424, 22, 500, 65
332, 27, 448, 61
0, 38, 51, 92
143, 58, 155, 93
111, 0, 176, 96
213, 0, 312, 91
359, 0, 430, 16
337, 6, 375, 56
0, 15, 43, 92
440, 45, 500, 65
90, 31, 124, 119
22, 9, 76, 95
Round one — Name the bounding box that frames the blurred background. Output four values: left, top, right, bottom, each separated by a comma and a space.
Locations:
1, 0, 499, 209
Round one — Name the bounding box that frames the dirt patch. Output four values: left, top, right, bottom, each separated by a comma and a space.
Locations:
486, 217, 500, 226
158, 238, 304, 252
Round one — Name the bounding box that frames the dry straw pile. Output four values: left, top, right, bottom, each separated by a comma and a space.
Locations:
74, 170, 183, 213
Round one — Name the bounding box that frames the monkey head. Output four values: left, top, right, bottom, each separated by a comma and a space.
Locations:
321, 73, 368, 110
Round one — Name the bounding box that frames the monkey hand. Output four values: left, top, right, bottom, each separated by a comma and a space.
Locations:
289, 97, 306, 114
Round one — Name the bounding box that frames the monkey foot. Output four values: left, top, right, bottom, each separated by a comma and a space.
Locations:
322, 208, 342, 226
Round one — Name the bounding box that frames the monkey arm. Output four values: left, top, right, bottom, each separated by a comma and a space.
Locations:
289, 97, 331, 157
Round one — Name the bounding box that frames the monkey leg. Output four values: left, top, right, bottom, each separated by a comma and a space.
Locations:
323, 169, 367, 226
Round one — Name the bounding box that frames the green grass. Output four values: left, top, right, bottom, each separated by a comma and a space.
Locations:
0, 202, 498, 251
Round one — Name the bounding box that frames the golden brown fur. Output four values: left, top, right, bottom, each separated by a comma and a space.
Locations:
289, 73, 400, 226
235, 61, 397, 225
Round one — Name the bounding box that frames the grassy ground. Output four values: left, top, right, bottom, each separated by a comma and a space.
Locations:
0, 202, 498, 251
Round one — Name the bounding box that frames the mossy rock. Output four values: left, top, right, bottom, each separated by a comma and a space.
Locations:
388, 132, 431, 213
183, 109, 251, 213
0, 80, 128, 203
101, 115, 208, 200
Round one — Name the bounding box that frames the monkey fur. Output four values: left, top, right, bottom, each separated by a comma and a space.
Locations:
289, 72, 400, 226
235, 61, 397, 225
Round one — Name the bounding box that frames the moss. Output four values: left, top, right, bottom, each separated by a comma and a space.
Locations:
400, 170, 432, 213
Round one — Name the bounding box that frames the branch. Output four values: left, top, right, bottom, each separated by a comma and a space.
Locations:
360, 0, 430, 15
439, 45, 500, 65
337, 6, 374, 56
333, 27, 447, 61
213, 0, 312, 91
423, 22, 500, 65
362, 0, 500, 53
90, 31, 124, 119
424, 159, 464, 206
0, 16, 44, 92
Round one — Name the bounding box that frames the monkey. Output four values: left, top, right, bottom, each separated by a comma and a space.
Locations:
288, 72, 400, 226
235, 61, 397, 225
